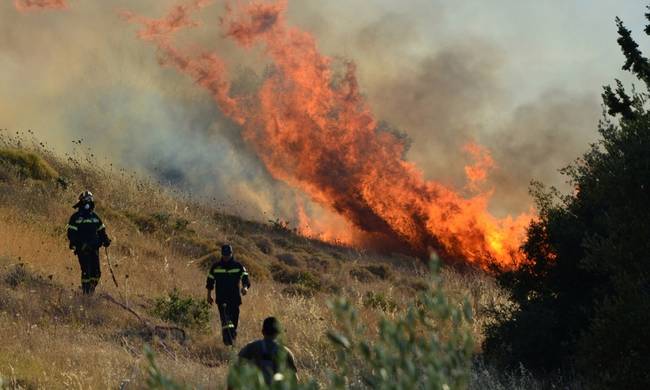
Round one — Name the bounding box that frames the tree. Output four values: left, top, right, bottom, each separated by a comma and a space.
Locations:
485, 6, 650, 388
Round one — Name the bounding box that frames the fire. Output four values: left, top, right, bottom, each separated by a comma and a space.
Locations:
126, 0, 534, 270
463, 142, 495, 192
296, 200, 356, 246
14, 0, 67, 12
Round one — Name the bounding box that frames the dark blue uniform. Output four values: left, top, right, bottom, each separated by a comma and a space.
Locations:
206, 257, 250, 345
67, 210, 110, 294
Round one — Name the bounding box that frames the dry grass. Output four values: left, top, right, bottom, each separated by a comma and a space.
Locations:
0, 130, 515, 389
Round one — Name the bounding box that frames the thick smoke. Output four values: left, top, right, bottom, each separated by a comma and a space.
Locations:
0, 0, 634, 239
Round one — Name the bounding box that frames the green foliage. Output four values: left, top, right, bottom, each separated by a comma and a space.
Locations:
327, 259, 474, 389
151, 289, 210, 329
145, 260, 474, 389
270, 264, 322, 292
144, 346, 188, 390
485, 5, 650, 388
363, 291, 397, 312
0, 148, 58, 181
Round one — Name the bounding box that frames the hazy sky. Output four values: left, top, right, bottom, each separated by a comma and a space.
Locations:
1, 0, 648, 219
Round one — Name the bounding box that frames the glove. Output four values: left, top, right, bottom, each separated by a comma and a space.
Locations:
103, 238, 111, 248
207, 295, 214, 305
69, 242, 76, 250
241, 287, 248, 296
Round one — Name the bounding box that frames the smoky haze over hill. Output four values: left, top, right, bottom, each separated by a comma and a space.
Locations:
0, 0, 643, 223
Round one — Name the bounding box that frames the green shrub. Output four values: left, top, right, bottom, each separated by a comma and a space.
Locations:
145, 259, 473, 390
363, 291, 397, 312
0, 148, 58, 180
270, 263, 322, 291
143, 346, 188, 390
151, 289, 210, 329
485, 7, 650, 388
327, 260, 474, 389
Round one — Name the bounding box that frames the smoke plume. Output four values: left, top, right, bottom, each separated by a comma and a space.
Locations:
1, 0, 625, 266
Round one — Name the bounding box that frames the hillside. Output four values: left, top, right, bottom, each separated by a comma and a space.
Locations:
0, 130, 512, 389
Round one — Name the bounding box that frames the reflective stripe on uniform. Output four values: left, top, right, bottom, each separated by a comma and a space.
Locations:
67, 224, 78, 231
227, 269, 241, 274
212, 268, 228, 273
207, 274, 215, 279
97, 224, 106, 231
241, 272, 249, 276
222, 323, 235, 329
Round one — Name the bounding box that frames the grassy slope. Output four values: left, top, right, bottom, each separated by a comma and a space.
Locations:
0, 132, 508, 389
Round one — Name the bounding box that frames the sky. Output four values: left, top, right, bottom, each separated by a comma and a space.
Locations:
1, 0, 648, 222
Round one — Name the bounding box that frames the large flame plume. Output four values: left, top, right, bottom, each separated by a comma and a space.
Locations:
125, 0, 533, 270
13, 0, 67, 12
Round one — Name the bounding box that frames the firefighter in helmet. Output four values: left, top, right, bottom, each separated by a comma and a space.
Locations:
206, 244, 251, 346
66, 191, 111, 294
231, 317, 298, 387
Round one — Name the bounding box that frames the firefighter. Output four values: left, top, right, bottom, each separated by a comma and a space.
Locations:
66, 191, 111, 294
206, 244, 251, 346
233, 317, 298, 386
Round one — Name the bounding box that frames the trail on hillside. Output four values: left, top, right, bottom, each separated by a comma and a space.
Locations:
123, 0, 533, 270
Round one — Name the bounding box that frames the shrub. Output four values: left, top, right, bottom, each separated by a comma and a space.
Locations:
145, 260, 474, 390
269, 263, 322, 291
255, 237, 274, 255
151, 289, 210, 330
364, 265, 392, 280
349, 267, 375, 282
277, 253, 301, 267
305, 256, 330, 271
0, 148, 58, 180
362, 291, 397, 312
485, 7, 650, 388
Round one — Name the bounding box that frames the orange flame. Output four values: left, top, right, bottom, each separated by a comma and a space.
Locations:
463, 142, 495, 192
14, 0, 67, 12
126, 0, 534, 270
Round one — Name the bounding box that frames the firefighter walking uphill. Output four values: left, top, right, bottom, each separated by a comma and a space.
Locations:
66, 191, 111, 294
206, 244, 251, 346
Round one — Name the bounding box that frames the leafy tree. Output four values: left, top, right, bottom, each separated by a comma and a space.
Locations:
485, 6, 650, 388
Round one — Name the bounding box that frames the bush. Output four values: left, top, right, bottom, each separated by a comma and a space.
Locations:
277, 253, 301, 267
485, 7, 650, 388
0, 148, 58, 180
151, 289, 210, 329
362, 291, 397, 312
255, 237, 274, 254
145, 259, 474, 390
364, 265, 392, 280
349, 267, 375, 282
270, 263, 322, 291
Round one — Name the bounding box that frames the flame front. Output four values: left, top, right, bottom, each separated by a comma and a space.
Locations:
126, 0, 533, 270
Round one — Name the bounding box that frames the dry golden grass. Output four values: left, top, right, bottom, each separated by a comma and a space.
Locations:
0, 131, 512, 389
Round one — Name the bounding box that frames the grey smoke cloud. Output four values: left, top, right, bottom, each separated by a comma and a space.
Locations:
0, 0, 646, 226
